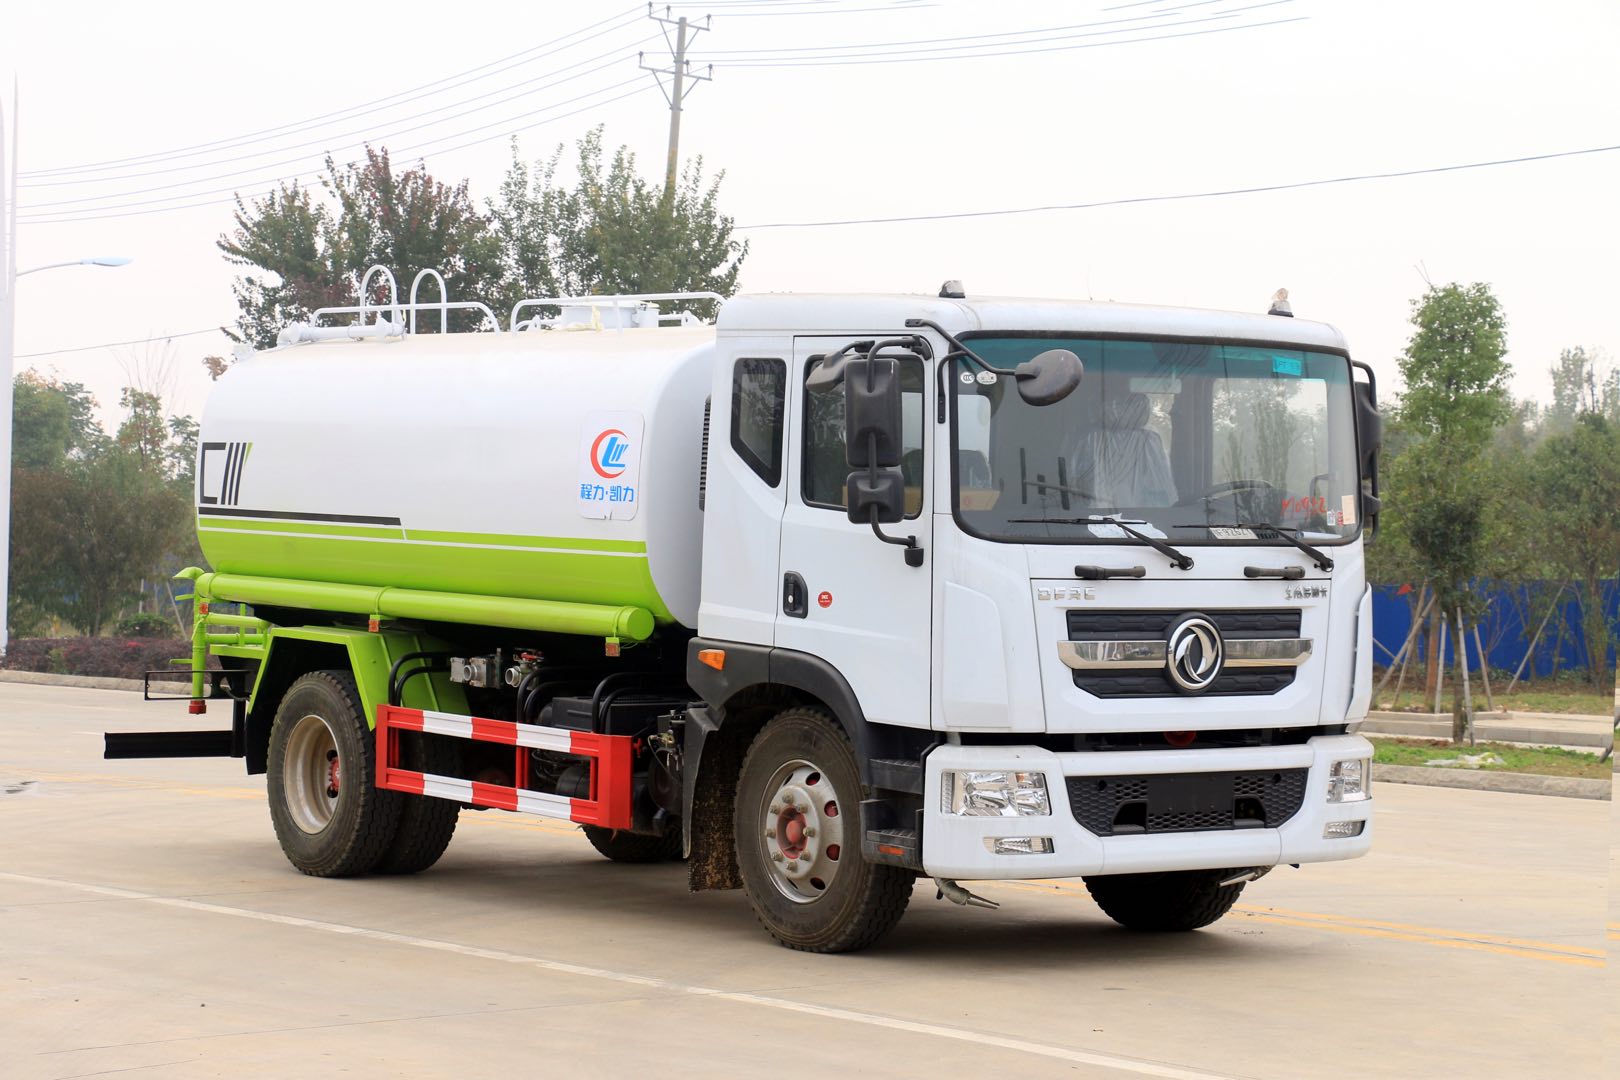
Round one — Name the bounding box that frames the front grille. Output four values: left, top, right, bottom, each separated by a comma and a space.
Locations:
1066, 769, 1309, 836
1068, 609, 1302, 698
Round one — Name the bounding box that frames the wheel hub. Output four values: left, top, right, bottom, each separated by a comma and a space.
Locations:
283, 713, 341, 835
760, 761, 845, 904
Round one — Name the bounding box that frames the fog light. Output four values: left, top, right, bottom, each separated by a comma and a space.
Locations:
984, 836, 1055, 855
942, 770, 1051, 817
1327, 758, 1371, 803
1323, 820, 1365, 839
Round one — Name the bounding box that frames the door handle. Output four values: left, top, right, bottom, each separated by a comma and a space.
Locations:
783, 572, 809, 619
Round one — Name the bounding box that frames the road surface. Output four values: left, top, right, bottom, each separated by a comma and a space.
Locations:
0, 681, 1609, 1078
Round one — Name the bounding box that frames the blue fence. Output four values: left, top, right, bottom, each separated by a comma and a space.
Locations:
1371, 582, 1618, 677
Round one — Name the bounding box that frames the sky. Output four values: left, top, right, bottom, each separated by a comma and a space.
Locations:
2, 0, 1616, 427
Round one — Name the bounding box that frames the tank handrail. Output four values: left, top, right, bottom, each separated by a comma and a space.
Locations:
358, 265, 401, 327
307, 301, 500, 334
509, 291, 726, 332
408, 269, 448, 335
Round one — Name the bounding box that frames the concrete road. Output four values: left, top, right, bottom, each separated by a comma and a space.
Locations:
0, 682, 1609, 1079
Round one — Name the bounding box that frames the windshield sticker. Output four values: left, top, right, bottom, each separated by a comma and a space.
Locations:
1210, 526, 1258, 540
959, 371, 977, 385
1280, 495, 1328, 517
975, 370, 998, 385
1089, 523, 1127, 538
1272, 355, 1303, 377
1341, 494, 1357, 526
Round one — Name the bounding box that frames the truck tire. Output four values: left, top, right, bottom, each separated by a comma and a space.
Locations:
733, 707, 913, 953
375, 734, 460, 875
1083, 869, 1246, 931
581, 825, 683, 863
266, 670, 401, 877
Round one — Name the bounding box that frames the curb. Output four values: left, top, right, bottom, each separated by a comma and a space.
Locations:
1372, 763, 1612, 801
0, 670, 185, 693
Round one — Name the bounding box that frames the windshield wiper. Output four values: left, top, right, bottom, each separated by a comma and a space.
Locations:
1191, 522, 1334, 572
1006, 514, 1194, 571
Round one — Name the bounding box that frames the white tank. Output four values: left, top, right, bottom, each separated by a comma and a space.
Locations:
195, 326, 716, 629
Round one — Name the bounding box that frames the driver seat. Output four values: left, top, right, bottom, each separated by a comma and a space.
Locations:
1070, 393, 1177, 507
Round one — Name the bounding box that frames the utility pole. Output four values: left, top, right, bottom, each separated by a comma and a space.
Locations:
1, 86, 17, 659
640, 5, 712, 197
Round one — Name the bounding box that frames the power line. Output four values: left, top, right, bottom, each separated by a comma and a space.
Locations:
702, 4, 1301, 65
20, 5, 647, 179
21, 62, 647, 211
15, 328, 228, 360
19, 82, 663, 226
734, 145, 1620, 229
20, 33, 657, 193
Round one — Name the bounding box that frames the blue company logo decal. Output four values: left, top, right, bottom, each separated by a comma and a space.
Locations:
590, 428, 631, 479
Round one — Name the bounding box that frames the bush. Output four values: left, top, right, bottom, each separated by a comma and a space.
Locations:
1, 637, 213, 680
114, 612, 176, 638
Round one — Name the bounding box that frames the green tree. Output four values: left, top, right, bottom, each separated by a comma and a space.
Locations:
220, 148, 503, 349
1545, 346, 1619, 434
1532, 413, 1620, 685
10, 372, 103, 469
489, 128, 747, 319
1386, 283, 1511, 737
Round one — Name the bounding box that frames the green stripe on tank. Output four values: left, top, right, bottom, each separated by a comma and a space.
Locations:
198, 531, 675, 624
403, 529, 646, 554
199, 517, 404, 540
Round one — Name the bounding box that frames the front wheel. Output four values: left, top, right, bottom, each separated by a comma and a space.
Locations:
1083, 869, 1246, 931
582, 825, 683, 863
734, 707, 913, 952
266, 670, 402, 877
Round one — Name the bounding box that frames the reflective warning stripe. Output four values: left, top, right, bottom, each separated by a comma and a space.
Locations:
375, 705, 635, 829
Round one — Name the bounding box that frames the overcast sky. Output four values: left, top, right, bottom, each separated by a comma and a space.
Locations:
3, 0, 1615, 426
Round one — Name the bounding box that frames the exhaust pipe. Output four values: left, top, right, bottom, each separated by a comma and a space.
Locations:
933, 878, 1000, 910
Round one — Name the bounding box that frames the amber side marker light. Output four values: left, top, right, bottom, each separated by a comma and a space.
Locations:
698, 649, 726, 671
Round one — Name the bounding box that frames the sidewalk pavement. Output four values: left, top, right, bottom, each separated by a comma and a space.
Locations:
1362, 709, 1613, 751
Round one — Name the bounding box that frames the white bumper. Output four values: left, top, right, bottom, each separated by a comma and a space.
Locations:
921, 735, 1374, 880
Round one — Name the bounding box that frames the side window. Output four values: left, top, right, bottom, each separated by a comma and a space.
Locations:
731, 358, 786, 487
803, 357, 925, 519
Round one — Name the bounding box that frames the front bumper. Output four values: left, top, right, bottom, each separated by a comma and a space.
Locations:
920, 735, 1373, 880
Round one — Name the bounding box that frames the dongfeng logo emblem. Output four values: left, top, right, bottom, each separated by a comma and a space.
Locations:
1166, 615, 1223, 693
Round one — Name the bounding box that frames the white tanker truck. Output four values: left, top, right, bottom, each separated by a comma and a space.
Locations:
110, 272, 1381, 952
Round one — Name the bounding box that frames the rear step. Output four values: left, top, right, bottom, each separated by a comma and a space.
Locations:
375, 705, 636, 830
105, 729, 236, 759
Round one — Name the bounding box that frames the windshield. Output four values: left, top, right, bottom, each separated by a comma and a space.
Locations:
953, 335, 1361, 544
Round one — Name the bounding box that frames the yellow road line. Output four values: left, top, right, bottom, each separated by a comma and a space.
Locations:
986, 879, 1603, 966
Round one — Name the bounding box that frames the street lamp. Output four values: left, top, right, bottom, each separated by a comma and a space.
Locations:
18, 256, 133, 276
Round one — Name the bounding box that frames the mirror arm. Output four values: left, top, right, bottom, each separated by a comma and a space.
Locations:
908, 317, 997, 423
869, 510, 925, 567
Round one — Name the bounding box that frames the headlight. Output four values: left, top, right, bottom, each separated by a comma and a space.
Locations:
942, 770, 1051, 817
1327, 758, 1371, 803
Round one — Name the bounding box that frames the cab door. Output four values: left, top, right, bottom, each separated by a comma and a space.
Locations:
774, 338, 933, 729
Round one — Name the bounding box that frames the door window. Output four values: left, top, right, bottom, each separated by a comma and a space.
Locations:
731, 358, 786, 487
802, 356, 926, 519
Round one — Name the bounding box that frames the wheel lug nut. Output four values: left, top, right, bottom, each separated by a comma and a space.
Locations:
765, 828, 776, 838
787, 861, 799, 871
804, 827, 816, 838
772, 852, 783, 862
770, 803, 782, 814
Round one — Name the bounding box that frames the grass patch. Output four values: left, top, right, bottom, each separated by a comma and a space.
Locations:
1370, 736, 1610, 779
1373, 668, 1613, 716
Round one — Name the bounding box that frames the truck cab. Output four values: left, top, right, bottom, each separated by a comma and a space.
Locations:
689, 291, 1376, 918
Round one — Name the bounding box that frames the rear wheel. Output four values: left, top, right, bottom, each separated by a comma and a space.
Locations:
581, 825, 683, 863
375, 733, 460, 875
734, 707, 913, 953
266, 671, 401, 877
1083, 869, 1246, 931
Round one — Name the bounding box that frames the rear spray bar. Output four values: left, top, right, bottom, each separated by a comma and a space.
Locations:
374, 705, 636, 830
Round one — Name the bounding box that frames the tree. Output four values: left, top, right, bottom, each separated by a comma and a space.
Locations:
1388, 283, 1511, 737
1545, 346, 1619, 434
219, 148, 504, 349
7, 384, 195, 637
1532, 413, 1620, 685
489, 128, 748, 319
10, 372, 102, 469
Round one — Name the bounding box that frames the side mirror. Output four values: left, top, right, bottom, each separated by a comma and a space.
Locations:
845, 356, 903, 468
1013, 349, 1083, 406
847, 468, 905, 525
1353, 371, 1382, 537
